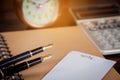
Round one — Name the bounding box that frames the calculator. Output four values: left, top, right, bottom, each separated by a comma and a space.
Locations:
69, 2, 120, 55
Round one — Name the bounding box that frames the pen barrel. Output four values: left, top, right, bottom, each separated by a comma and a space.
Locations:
1, 57, 42, 77
2, 62, 28, 77
0, 46, 44, 68
31, 47, 43, 55
0, 51, 31, 68
28, 57, 42, 67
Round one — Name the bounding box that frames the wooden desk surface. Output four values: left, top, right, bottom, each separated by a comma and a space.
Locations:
1, 26, 120, 80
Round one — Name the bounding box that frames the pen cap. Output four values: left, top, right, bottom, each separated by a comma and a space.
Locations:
0, 51, 31, 68
2, 62, 28, 76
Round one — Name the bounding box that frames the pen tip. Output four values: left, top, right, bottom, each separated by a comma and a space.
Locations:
47, 43, 53, 47
42, 54, 53, 61
44, 43, 53, 50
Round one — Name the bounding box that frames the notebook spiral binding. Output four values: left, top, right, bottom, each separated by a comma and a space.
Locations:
0, 34, 24, 80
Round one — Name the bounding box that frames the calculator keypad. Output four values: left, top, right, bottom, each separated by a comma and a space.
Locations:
80, 18, 120, 55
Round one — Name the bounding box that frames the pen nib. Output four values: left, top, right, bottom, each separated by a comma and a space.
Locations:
42, 54, 53, 61
43, 43, 53, 50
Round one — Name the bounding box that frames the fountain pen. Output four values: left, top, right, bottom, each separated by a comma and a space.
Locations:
0, 44, 53, 68
0, 54, 52, 79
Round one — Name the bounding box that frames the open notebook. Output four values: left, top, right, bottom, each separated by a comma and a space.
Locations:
0, 27, 119, 80
0, 34, 24, 79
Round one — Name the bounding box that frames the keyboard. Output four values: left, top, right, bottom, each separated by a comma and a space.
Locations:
69, 2, 120, 55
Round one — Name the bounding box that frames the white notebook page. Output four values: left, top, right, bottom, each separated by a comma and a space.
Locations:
42, 51, 116, 80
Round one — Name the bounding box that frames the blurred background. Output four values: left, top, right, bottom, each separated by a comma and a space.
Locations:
0, 0, 119, 32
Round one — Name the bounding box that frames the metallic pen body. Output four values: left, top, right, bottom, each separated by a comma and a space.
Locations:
0, 44, 53, 68
0, 54, 52, 79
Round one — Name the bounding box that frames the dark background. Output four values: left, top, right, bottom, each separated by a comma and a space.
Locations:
0, 0, 120, 74
0, 0, 120, 31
